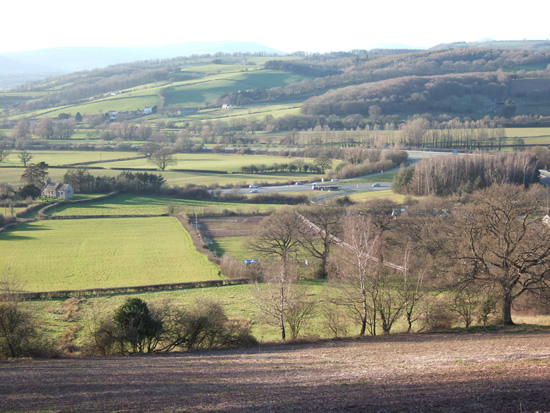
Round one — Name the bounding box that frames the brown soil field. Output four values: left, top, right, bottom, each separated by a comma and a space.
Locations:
200, 215, 266, 238
2, 331, 550, 412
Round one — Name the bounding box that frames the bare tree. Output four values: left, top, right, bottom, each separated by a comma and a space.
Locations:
248, 209, 314, 340
18, 150, 33, 167
329, 215, 380, 336
252, 262, 315, 340
449, 183, 550, 325
0, 147, 10, 163
296, 206, 343, 278
149, 149, 177, 171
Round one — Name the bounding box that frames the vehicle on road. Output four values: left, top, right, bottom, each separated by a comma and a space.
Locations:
372, 183, 381, 187
250, 189, 259, 193
313, 185, 340, 191
295, 182, 304, 185
249, 184, 258, 188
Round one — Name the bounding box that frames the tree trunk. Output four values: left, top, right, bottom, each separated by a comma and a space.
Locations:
502, 293, 514, 325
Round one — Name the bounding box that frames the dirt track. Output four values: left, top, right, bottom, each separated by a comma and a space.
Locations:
2, 331, 550, 412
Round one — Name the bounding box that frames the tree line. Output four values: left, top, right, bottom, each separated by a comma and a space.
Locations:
2, 182, 549, 357
244, 182, 550, 340
392, 150, 546, 197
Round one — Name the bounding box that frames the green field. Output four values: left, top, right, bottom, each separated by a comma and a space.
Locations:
163, 69, 307, 107
24, 281, 328, 342
0, 150, 140, 167
0, 217, 219, 291
0, 166, 320, 188
45, 193, 284, 216
343, 189, 416, 203
91, 152, 314, 171
209, 236, 248, 260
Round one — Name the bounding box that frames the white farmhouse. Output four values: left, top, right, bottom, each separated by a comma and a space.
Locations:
41, 180, 74, 199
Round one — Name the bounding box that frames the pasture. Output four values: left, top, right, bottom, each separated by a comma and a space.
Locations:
0, 217, 219, 291
163, 68, 307, 107
0, 150, 140, 167
92, 152, 314, 172
45, 193, 283, 216
0, 166, 319, 189
343, 189, 415, 203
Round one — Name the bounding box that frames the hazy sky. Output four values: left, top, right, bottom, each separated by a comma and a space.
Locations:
2, 0, 549, 53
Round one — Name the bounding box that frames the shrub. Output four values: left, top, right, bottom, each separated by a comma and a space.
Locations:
423, 296, 457, 331
220, 254, 263, 281
0, 302, 54, 359
84, 297, 257, 356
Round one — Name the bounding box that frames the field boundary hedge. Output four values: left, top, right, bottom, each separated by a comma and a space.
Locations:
44, 214, 169, 220
175, 213, 221, 266
61, 156, 147, 167
6, 278, 251, 300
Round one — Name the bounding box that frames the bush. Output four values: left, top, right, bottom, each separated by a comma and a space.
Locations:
220, 254, 263, 281
423, 296, 457, 331
0, 302, 54, 359
84, 297, 257, 356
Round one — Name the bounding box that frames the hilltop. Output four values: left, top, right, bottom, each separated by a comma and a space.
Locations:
2, 40, 550, 145
0, 41, 283, 89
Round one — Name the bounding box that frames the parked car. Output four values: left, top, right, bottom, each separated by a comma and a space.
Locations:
331, 178, 339, 182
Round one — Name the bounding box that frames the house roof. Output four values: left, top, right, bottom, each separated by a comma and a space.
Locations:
42, 182, 72, 192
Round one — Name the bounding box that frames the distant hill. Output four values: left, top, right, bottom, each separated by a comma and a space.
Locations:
0, 41, 283, 89
431, 40, 550, 50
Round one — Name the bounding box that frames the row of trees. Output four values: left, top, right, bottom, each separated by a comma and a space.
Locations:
239, 156, 332, 175
392, 151, 543, 196
246, 183, 550, 340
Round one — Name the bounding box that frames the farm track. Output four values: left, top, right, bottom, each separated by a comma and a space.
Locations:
1, 331, 550, 412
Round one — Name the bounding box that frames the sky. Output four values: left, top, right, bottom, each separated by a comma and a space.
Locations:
1, 0, 549, 54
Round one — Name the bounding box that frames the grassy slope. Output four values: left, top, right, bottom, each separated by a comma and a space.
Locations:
46, 193, 284, 216
0, 217, 219, 291
0, 150, 140, 167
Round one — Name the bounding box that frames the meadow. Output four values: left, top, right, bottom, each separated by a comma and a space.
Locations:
0, 166, 319, 189
0, 150, 324, 188
92, 152, 314, 171
45, 193, 284, 216
0, 150, 140, 167
0, 217, 219, 291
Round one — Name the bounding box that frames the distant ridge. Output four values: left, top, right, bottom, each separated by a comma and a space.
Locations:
0, 41, 283, 88
431, 39, 550, 50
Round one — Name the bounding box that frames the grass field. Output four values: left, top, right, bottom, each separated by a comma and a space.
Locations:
344, 189, 415, 203
91, 152, 314, 172
45, 193, 283, 216
0, 150, 139, 167
0, 166, 320, 188
0, 217, 219, 291
163, 69, 307, 107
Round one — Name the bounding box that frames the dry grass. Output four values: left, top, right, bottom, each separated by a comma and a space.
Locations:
1, 330, 550, 412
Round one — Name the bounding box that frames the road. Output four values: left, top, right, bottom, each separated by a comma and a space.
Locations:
232, 149, 454, 200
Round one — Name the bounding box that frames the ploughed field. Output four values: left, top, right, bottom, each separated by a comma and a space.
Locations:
1, 331, 549, 412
